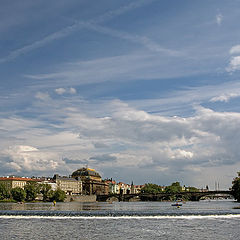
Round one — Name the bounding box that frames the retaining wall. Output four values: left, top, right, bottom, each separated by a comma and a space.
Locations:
64, 195, 96, 202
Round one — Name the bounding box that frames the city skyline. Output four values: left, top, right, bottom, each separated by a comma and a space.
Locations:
1, 0, 240, 189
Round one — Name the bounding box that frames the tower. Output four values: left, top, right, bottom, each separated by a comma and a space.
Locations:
130, 181, 134, 194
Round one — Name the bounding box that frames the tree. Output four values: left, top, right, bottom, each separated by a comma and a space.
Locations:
48, 190, 55, 201
40, 184, 52, 202
11, 187, 26, 202
50, 189, 66, 202
141, 183, 162, 194
232, 172, 240, 202
0, 183, 10, 200
187, 186, 198, 192
165, 182, 182, 193
24, 182, 40, 201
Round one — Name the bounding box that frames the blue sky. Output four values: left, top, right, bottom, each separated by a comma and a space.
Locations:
1, 0, 240, 189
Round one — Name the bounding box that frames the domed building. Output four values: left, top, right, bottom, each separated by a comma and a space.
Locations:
72, 167, 102, 182
72, 167, 108, 195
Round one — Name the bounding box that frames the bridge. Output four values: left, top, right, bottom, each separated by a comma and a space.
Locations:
96, 190, 233, 202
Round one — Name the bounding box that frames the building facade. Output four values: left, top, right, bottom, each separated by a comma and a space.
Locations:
53, 174, 82, 195
0, 176, 38, 190
105, 179, 120, 194
72, 168, 108, 195
118, 182, 131, 194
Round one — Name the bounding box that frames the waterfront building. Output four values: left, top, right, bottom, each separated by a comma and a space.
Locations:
41, 179, 57, 191
53, 174, 82, 195
71, 167, 108, 195
0, 176, 38, 190
118, 182, 131, 194
105, 179, 120, 194
132, 184, 145, 194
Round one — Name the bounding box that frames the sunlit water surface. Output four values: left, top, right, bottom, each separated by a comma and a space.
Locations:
0, 200, 240, 239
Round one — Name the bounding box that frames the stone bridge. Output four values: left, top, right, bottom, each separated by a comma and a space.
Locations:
97, 190, 233, 202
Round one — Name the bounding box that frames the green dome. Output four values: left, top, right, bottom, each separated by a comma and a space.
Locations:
72, 167, 101, 178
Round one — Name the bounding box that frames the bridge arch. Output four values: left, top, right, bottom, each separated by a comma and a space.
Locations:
97, 190, 233, 202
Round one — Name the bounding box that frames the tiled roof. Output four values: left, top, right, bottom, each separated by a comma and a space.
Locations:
0, 177, 38, 181
56, 177, 78, 181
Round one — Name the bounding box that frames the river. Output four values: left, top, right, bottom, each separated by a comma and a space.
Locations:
0, 200, 239, 239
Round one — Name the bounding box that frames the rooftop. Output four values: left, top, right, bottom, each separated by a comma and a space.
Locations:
72, 167, 101, 178
0, 177, 38, 181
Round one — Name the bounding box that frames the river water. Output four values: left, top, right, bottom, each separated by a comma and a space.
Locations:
0, 200, 240, 239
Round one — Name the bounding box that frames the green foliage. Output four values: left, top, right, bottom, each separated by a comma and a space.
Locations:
165, 182, 182, 193
24, 182, 40, 201
40, 184, 52, 202
50, 188, 66, 202
186, 186, 198, 192
141, 183, 162, 194
48, 190, 55, 201
0, 183, 10, 200
11, 187, 26, 202
232, 172, 240, 202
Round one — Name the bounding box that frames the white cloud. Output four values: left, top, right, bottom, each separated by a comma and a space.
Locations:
171, 149, 194, 159
226, 45, 240, 73
83, 22, 181, 56
2, 145, 60, 173
226, 56, 240, 72
1, 97, 240, 188
210, 93, 240, 102
216, 13, 223, 25
25, 49, 211, 88
35, 91, 51, 101
55, 87, 76, 95
0, 0, 155, 64
229, 45, 240, 55
55, 88, 66, 95
69, 87, 77, 94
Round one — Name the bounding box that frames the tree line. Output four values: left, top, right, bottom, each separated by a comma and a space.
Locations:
141, 174, 240, 202
141, 182, 198, 194
140, 182, 199, 201
0, 182, 66, 202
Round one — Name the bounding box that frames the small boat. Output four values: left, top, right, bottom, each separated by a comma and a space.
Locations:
171, 202, 182, 207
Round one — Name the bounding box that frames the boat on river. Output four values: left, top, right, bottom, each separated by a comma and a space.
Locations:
171, 202, 182, 207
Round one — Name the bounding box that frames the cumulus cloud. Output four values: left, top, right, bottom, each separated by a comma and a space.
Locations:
171, 149, 194, 159
226, 56, 240, 72
226, 45, 240, 72
61, 103, 240, 172
1, 145, 60, 173
1, 100, 240, 188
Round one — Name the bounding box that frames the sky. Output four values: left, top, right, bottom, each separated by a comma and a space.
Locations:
1, 0, 240, 189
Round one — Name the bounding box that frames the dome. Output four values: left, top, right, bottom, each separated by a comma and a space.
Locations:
72, 167, 101, 180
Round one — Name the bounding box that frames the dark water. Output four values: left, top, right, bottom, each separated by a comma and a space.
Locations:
0, 200, 240, 239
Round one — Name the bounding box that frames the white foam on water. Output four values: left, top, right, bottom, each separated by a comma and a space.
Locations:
0, 214, 240, 220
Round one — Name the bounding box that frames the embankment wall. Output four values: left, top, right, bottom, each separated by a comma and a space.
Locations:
64, 195, 96, 202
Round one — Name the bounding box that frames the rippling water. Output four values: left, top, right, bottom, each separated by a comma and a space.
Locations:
0, 200, 240, 239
